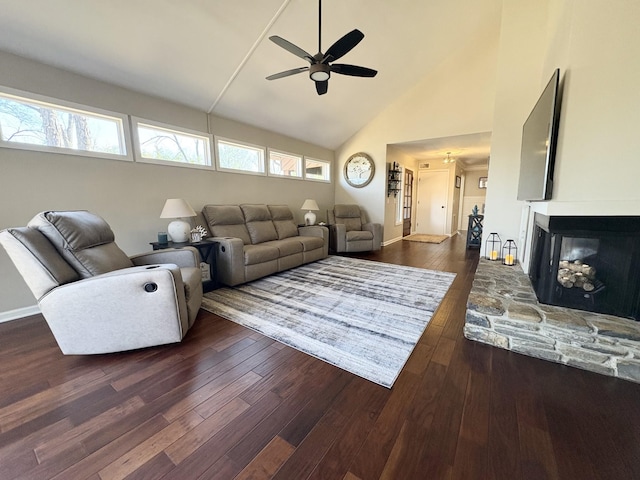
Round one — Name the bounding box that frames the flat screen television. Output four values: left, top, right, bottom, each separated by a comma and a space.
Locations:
517, 68, 561, 201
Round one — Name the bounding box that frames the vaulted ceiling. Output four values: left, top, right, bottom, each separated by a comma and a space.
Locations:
0, 0, 500, 160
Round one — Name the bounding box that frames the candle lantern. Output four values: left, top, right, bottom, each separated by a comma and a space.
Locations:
502, 239, 518, 266
485, 233, 502, 261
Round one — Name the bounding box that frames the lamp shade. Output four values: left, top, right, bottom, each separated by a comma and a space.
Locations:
301, 199, 319, 211
160, 199, 196, 243
160, 198, 197, 219
301, 199, 319, 226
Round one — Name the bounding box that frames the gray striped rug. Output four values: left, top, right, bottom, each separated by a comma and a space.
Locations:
201, 256, 456, 388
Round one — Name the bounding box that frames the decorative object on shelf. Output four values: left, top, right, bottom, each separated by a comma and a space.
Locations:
301, 198, 320, 225
485, 232, 502, 261
472, 204, 479, 216
344, 152, 375, 188
455, 175, 461, 188
478, 176, 488, 189
190, 225, 208, 242
502, 239, 518, 266
387, 161, 402, 197
160, 198, 197, 243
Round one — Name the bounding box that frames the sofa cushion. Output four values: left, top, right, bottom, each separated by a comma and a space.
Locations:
243, 244, 280, 266
262, 238, 303, 257
28, 211, 133, 279
0, 227, 80, 299
202, 205, 251, 245
268, 205, 299, 239
346, 230, 373, 241
241, 204, 278, 244
297, 235, 325, 251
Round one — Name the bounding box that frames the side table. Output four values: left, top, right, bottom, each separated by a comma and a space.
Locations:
150, 239, 218, 292
466, 214, 484, 249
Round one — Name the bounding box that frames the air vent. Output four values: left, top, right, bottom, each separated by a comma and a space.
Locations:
419, 162, 430, 169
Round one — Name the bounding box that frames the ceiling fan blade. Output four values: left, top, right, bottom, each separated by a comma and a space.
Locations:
269, 36, 314, 63
330, 64, 378, 77
315, 80, 328, 95
322, 29, 364, 63
266, 67, 309, 80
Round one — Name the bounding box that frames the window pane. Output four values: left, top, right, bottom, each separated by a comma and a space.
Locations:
137, 123, 210, 166
269, 150, 302, 177
217, 139, 265, 173
305, 158, 331, 181
0, 92, 126, 156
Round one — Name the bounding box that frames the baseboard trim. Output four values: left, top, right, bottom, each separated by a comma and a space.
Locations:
0, 305, 40, 323
382, 236, 403, 247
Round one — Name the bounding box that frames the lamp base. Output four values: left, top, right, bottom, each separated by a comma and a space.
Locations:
304, 211, 317, 226
167, 219, 191, 243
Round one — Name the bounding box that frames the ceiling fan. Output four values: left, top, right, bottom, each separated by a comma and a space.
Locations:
266, 0, 377, 95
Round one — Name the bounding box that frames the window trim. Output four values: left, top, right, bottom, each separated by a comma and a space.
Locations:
131, 117, 213, 170
214, 136, 267, 176
303, 156, 332, 183
267, 147, 304, 179
0, 85, 133, 162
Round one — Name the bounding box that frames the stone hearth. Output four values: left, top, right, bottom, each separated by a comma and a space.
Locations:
464, 258, 640, 383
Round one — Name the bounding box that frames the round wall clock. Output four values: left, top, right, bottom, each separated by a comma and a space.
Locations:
344, 152, 375, 188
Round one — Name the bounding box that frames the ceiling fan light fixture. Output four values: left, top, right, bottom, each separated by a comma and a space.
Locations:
309, 64, 330, 82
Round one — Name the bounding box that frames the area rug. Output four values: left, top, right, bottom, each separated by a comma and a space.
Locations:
201, 256, 455, 388
403, 234, 449, 244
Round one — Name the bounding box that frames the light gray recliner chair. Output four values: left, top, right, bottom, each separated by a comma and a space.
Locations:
0, 210, 202, 354
327, 204, 382, 253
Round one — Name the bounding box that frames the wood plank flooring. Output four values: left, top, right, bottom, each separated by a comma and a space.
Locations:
1, 234, 640, 479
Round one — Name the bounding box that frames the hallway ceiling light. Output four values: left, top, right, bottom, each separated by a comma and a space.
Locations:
443, 152, 455, 164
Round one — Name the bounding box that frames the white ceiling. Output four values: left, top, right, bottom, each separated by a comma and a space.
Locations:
0, 0, 500, 161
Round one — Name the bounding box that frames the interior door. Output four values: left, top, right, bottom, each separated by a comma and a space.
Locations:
403, 169, 413, 236
416, 170, 448, 234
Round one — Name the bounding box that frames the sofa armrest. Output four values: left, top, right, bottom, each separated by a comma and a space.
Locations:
362, 223, 383, 250
328, 224, 347, 253
298, 225, 329, 256
39, 265, 189, 354
131, 247, 200, 268
211, 236, 246, 286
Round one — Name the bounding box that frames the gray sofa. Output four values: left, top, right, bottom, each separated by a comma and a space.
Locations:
202, 204, 328, 286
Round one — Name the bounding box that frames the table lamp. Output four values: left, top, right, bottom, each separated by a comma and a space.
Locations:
301, 199, 319, 226
160, 198, 197, 243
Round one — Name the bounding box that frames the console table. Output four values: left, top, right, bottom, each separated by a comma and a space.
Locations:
150, 239, 217, 292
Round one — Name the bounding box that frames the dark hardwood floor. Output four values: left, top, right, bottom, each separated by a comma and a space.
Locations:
2, 234, 640, 479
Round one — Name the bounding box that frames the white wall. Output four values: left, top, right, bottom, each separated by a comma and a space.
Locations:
0, 51, 334, 316
334, 22, 501, 243
483, 0, 640, 269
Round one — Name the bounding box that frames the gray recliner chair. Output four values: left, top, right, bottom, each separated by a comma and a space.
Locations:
0, 210, 202, 354
327, 204, 382, 253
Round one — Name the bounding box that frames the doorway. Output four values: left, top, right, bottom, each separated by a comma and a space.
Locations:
403, 169, 414, 236
416, 170, 448, 235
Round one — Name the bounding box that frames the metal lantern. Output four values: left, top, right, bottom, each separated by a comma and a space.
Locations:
485, 233, 502, 261
502, 239, 518, 266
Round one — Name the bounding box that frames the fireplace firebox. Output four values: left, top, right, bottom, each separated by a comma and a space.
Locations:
529, 214, 640, 321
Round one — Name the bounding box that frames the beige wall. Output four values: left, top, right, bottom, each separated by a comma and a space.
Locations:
0, 52, 334, 317
334, 19, 500, 243
483, 0, 640, 269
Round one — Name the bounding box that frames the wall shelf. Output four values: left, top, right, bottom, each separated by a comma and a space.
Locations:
387, 162, 402, 197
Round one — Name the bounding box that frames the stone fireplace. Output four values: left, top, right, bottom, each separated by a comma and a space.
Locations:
464, 215, 640, 383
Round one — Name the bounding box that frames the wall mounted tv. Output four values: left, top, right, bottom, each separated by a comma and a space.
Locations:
517, 68, 562, 201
